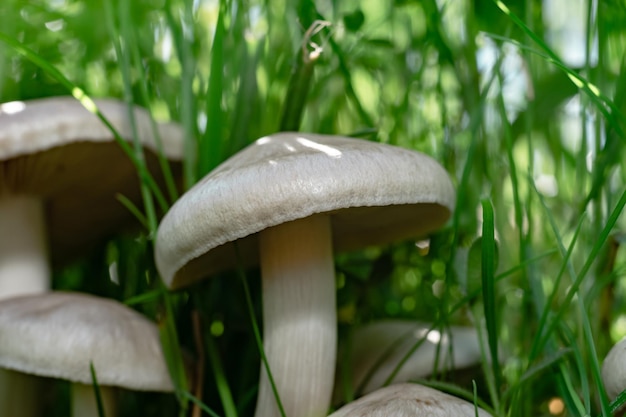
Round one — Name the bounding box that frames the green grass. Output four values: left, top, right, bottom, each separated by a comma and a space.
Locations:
2, 0, 626, 416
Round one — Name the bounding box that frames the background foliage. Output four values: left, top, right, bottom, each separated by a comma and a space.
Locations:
2, 0, 626, 416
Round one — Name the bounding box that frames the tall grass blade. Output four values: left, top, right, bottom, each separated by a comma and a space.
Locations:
89, 363, 106, 417
120, 0, 179, 204
104, 0, 160, 231
279, 20, 329, 131
164, 0, 198, 189
236, 246, 286, 417
199, 0, 226, 176
536, 188, 626, 354
205, 329, 238, 417
158, 286, 189, 415
480, 199, 502, 394
607, 389, 626, 416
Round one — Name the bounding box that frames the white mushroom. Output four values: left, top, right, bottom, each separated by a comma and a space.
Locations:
602, 336, 626, 400
155, 132, 455, 417
334, 320, 483, 402
0, 96, 183, 299
0, 292, 173, 417
329, 383, 491, 417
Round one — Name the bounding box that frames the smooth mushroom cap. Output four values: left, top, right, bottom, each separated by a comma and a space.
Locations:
329, 383, 491, 417
0, 96, 183, 265
334, 320, 483, 401
0, 292, 173, 391
0, 97, 182, 159
156, 132, 455, 289
602, 337, 626, 399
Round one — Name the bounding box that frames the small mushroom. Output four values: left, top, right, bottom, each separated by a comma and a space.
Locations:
0, 96, 183, 299
334, 320, 483, 402
329, 383, 491, 416
155, 133, 455, 417
0, 292, 173, 417
602, 337, 626, 401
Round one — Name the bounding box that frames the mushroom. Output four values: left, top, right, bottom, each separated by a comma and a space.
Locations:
154, 132, 455, 417
0, 292, 173, 417
329, 383, 492, 416
334, 320, 483, 403
602, 337, 626, 401
0, 96, 183, 299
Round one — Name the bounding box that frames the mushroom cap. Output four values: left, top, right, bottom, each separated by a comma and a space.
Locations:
329, 383, 491, 416
156, 132, 455, 289
0, 97, 182, 159
334, 320, 482, 400
602, 337, 626, 399
0, 292, 173, 391
0, 96, 183, 264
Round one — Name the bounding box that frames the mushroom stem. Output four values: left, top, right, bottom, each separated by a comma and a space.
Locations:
0, 196, 49, 299
255, 214, 337, 417
72, 383, 118, 417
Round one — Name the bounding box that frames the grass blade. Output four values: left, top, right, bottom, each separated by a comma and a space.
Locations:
279, 20, 329, 131
480, 199, 502, 395
199, 0, 226, 176
89, 363, 106, 417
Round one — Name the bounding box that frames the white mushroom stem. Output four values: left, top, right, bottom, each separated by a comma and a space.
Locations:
72, 384, 118, 417
0, 197, 49, 417
254, 214, 337, 417
0, 196, 49, 299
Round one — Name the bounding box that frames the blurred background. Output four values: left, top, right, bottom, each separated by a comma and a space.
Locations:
2, 0, 626, 416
